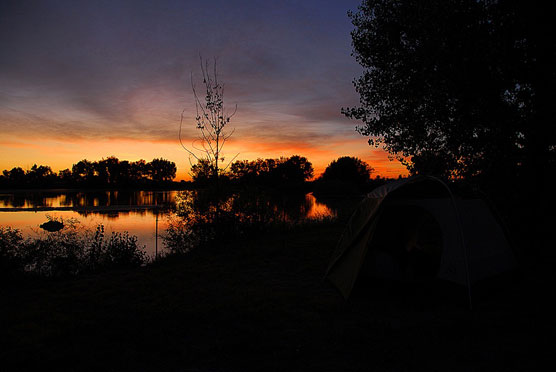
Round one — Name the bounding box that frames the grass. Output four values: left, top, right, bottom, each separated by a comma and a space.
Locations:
0, 221, 551, 371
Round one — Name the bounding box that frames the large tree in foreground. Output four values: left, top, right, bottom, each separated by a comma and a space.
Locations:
343, 0, 554, 182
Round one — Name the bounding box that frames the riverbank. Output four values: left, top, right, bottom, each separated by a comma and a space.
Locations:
0, 223, 550, 371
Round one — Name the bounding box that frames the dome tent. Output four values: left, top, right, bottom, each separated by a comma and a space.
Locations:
325, 176, 516, 305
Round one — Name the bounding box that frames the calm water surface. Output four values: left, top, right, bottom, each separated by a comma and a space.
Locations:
0, 190, 335, 256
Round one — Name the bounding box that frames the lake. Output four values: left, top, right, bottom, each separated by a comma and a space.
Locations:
0, 190, 336, 257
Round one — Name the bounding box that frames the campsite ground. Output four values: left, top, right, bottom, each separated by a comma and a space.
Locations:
0, 221, 551, 371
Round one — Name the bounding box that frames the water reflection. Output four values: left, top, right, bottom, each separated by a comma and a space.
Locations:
0, 190, 337, 255
305, 193, 336, 219
0, 190, 179, 209
174, 191, 336, 223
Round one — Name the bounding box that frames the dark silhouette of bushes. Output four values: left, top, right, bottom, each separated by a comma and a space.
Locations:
0, 227, 24, 277
0, 222, 146, 278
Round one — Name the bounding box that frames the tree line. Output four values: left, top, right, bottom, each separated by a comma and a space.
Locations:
0, 157, 177, 188
191, 154, 387, 195
190, 155, 314, 188
1, 153, 387, 193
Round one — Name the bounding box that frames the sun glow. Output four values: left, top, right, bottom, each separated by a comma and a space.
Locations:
0, 134, 408, 181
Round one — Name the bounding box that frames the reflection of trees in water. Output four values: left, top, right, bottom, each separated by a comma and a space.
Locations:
304, 193, 338, 220
166, 190, 340, 253
0, 192, 53, 208
311, 196, 362, 221
0, 194, 25, 208
75, 208, 171, 219
174, 190, 336, 223
1, 190, 345, 224
0, 190, 179, 209
75, 210, 140, 219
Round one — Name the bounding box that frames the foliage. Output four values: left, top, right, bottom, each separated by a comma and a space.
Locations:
343, 0, 555, 181
149, 158, 177, 182
312, 156, 375, 196
0, 227, 25, 276
0, 221, 146, 277
187, 155, 313, 188
227, 156, 313, 187
275, 155, 314, 184
321, 156, 373, 186
0, 157, 177, 188
163, 215, 197, 255
101, 230, 146, 268
26, 164, 57, 185
190, 158, 218, 185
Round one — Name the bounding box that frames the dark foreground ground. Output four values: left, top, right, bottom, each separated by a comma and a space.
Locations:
0, 222, 552, 371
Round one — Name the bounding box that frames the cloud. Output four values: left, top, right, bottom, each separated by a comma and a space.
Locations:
0, 0, 410, 178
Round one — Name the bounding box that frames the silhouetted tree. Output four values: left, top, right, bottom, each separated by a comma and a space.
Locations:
0, 157, 178, 189
2, 167, 26, 185
228, 156, 313, 187
190, 158, 216, 185
229, 158, 270, 186
26, 164, 56, 186
273, 156, 314, 184
180, 58, 238, 182
313, 156, 374, 196
72, 160, 95, 184
149, 158, 177, 182
228, 160, 253, 181
96, 157, 121, 185
321, 156, 373, 187
343, 0, 555, 184
130, 160, 148, 182
58, 169, 73, 183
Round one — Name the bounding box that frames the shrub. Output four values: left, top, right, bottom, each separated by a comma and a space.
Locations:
0, 227, 25, 277
103, 231, 146, 268
0, 221, 146, 277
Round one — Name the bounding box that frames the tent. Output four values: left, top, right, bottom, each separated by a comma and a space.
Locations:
325, 176, 516, 304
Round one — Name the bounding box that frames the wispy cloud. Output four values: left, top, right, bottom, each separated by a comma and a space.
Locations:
0, 0, 408, 178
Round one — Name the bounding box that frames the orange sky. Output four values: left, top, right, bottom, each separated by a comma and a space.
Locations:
0, 134, 408, 181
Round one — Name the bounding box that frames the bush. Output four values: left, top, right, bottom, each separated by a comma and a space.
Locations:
0, 227, 25, 277
0, 221, 146, 277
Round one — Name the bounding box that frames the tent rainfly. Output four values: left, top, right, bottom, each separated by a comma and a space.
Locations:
325, 176, 516, 304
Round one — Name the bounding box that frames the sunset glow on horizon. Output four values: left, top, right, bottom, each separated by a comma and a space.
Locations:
0, 0, 408, 180
0, 134, 408, 181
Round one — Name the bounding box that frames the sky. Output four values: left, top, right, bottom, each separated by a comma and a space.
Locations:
0, 0, 408, 180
